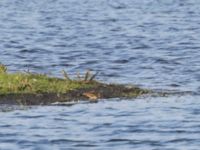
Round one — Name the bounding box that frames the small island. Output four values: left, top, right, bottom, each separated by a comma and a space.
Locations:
0, 64, 151, 105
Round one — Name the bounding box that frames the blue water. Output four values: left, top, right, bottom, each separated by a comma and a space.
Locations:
1, 0, 200, 149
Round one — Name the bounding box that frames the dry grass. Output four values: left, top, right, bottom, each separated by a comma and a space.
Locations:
0, 64, 7, 74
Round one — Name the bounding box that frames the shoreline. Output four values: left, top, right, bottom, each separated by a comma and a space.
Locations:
0, 84, 150, 105
0, 64, 150, 105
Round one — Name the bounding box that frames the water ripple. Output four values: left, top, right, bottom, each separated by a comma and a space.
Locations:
1, 0, 200, 149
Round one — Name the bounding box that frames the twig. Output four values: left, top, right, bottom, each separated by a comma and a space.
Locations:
89, 71, 99, 81
84, 70, 90, 81
62, 70, 71, 81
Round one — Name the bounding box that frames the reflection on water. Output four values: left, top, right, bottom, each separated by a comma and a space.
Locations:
1, 0, 200, 149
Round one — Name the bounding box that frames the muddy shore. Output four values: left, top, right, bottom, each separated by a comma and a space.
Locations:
0, 84, 150, 105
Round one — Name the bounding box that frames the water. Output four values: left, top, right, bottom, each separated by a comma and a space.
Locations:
1, 0, 200, 149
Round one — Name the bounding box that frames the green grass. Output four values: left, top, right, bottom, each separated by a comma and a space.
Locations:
0, 64, 98, 94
